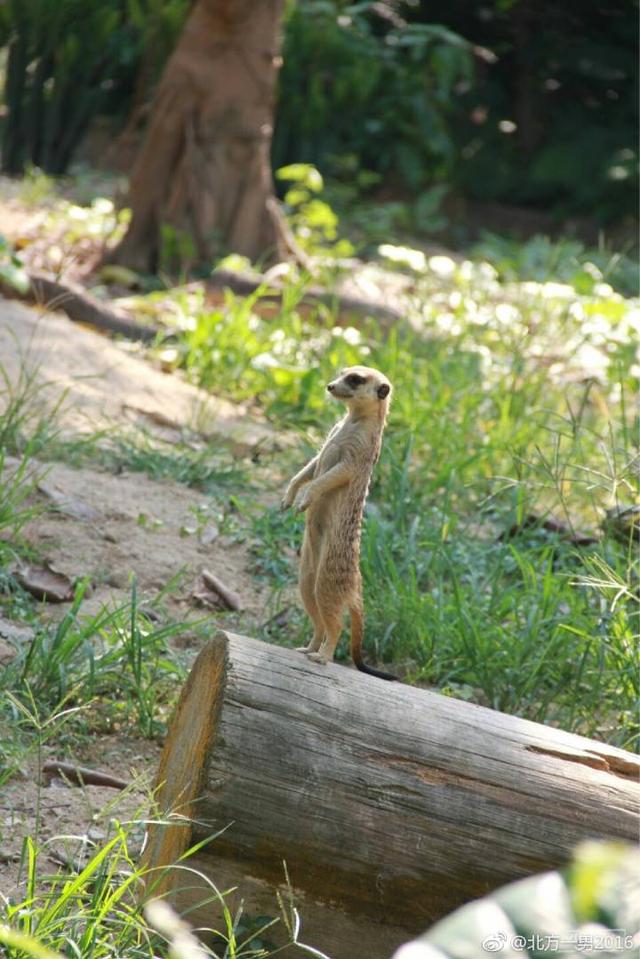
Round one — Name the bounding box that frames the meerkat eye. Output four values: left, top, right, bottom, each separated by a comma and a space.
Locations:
347, 374, 366, 388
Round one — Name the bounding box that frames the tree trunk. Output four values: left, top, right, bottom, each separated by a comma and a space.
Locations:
144, 631, 639, 959
110, 0, 293, 273
512, 0, 540, 156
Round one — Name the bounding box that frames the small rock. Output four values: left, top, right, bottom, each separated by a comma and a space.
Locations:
105, 570, 129, 588
38, 480, 104, 522
0, 847, 20, 863
0, 639, 17, 665
13, 562, 75, 603
0, 616, 34, 645
198, 522, 220, 546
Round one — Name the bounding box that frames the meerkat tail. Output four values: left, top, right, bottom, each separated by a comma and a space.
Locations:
349, 605, 396, 681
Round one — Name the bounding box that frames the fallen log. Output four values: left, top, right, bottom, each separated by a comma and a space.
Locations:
200, 568, 242, 611
0, 265, 404, 346
0, 271, 161, 342
207, 268, 406, 326
42, 760, 129, 790
144, 631, 639, 959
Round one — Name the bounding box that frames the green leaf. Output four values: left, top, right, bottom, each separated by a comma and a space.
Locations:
277, 163, 325, 193
0, 260, 30, 295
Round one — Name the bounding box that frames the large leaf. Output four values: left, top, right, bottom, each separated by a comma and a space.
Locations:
393, 843, 639, 959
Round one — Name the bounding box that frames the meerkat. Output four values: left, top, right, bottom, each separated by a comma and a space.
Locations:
281, 365, 395, 681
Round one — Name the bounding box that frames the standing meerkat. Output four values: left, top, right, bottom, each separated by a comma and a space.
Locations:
281, 365, 395, 680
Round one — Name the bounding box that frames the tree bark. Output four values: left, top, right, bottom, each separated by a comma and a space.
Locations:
144, 630, 639, 959
110, 0, 292, 273
512, 0, 541, 156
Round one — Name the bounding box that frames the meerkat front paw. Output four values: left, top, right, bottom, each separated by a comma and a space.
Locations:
293, 487, 315, 512
281, 485, 297, 511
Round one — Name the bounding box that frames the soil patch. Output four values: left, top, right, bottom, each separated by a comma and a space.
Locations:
0, 296, 294, 900
0, 297, 280, 456
14, 457, 271, 624
0, 736, 161, 900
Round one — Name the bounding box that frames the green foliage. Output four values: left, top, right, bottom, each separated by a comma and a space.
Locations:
412, 842, 638, 957
0, 0, 188, 175
361, 489, 638, 742
13, 165, 57, 205
0, 447, 44, 570
178, 282, 330, 424
472, 232, 640, 298
0, 234, 29, 294
1, 821, 168, 959
0, 362, 61, 583
2, 581, 189, 737
272, 0, 637, 224
102, 430, 246, 492
280, 164, 454, 248
159, 222, 199, 277
277, 163, 355, 257
431, 0, 638, 221
1, 0, 123, 173
0, 716, 327, 959
0, 360, 68, 458
0, 820, 330, 959
175, 249, 639, 747
273, 2, 473, 193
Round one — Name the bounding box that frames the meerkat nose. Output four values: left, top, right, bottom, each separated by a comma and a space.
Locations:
327, 383, 335, 392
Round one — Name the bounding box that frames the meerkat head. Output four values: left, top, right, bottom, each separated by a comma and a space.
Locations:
327, 366, 392, 413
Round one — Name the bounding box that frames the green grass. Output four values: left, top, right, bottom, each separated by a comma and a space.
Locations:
100, 429, 248, 493
1, 238, 636, 749
1, 580, 195, 743
1, 183, 637, 956
0, 816, 330, 959
0, 342, 248, 490
0, 370, 56, 619
0, 446, 44, 566
0, 691, 327, 959
171, 251, 638, 748
0, 361, 68, 458
470, 231, 639, 298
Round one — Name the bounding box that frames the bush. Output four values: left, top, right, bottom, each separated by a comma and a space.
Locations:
273, 0, 637, 224
415, 0, 638, 222
1, 0, 635, 223
273, 2, 473, 193
0, 0, 187, 174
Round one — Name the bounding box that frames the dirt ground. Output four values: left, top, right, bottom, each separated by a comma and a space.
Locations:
0, 295, 292, 899
7, 455, 271, 623
0, 298, 281, 453
0, 734, 161, 898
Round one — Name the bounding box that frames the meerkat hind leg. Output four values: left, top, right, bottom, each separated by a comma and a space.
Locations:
308, 607, 343, 664
298, 571, 324, 654
297, 622, 324, 654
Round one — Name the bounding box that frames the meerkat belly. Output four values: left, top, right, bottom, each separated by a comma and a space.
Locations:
307, 483, 352, 531
309, 488, 362, 582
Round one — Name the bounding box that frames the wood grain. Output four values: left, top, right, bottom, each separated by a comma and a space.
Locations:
146, 630, 639, 958
143, 633, 227, 897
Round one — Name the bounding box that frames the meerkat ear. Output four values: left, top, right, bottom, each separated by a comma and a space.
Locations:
377, 383, 390, 400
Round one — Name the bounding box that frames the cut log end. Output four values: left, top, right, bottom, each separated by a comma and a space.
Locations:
143, 631, 228, 896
